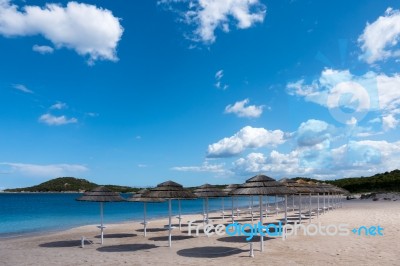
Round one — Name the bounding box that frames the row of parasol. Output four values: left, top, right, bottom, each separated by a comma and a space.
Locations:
76, 175, 348, 252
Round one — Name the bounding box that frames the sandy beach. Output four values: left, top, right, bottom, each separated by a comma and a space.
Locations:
1, 199, 399, 266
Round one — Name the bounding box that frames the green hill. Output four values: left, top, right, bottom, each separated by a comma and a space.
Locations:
326, 169, 400, 193
4, 177, 138, 193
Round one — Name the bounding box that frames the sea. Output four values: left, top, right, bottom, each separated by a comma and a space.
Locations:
0, 193, 284, 238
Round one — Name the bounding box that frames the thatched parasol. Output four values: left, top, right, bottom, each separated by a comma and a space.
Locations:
305, 181, 326, 221
320, 183, 348, 210
279, 178, 299, 212
127, 189, 165, 237
76, 186, 125, 245
222, 184, 240, 223
318, 183, 339, 212
144, 181, 197, 247
295, 179, 315, 222
230, 174, 293, 252
194, 184, 227, 224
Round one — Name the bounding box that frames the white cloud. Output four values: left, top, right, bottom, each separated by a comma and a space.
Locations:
215, 69, 228, 89
160, 0, 266, 43
296, 119, 332, 147
137, 164, 147, 168
0, 162, 88, 178
224, 98, 263, 118
358, 8, 400, 64
0, 1, 123, 64
287, 69, 375, 112
13, 84, 33, 93
39, 113, 77, 126
376, 73, 400, 115
382, 114, 398, 131
172, 161, 226, 173
287, 69, 400, 129
32, 44, 53, 54
50, 102, 67, 110
232, 151, 310, 176
207, 126, 286, 157
231, 139, 400, 179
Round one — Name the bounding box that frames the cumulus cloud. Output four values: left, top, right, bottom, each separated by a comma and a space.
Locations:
0, 1, 123, 64
0, 162, 88, 178
207, 126, 286, 157
13, 84, 33, 93
287, 69, 400, 129
32, 44, 54, 54
160, 0, 266, 43
231, 140, 400, 179
39, 113, 77, 126
287, 69, 376, 112
232, 151, 310, 176
382, 114, 398, 131
224, 98, 263, 118
358, 8, 400, 64
296, 119, 332, 147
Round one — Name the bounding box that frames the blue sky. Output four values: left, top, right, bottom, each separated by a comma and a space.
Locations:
1, 0, 400, 189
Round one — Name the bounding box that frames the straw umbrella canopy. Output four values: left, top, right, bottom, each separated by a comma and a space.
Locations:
144, 180, 197, 247
230, 174, 294, 252
76, 186, 125, 245
126, 189, 165, 237
194, 184, 227, 224
222, 184, 239, 223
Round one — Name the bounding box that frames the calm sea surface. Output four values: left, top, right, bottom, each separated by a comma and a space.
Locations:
0, 193, 283, 238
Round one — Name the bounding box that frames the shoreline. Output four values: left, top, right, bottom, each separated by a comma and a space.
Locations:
1, 200, 399, 265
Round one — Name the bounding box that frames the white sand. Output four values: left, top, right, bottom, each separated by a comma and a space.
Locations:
0, 200, 399, 266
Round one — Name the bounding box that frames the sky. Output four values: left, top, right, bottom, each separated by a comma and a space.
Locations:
1, 0, 400, 189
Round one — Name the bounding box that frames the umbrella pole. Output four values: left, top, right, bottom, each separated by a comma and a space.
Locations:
178, 199, 182, 231
144, 202, 147, 237
265, 196, 268, 219
323, 193, 326, 214
251, 196, 254, 223
299, 194, 302, 223
309, 193, 312, 223
292, 195, 295, 212
231, 197, 234, 224
284, 195, 288, 225
259, 195, 264, 252
222, 197, 225, 220
100, 202, 104, 245
317, 193, 320, 219
202, 199, 206, 224
328, 193, 330, 211
236, 197, 239, 217
275, 195, 278, 216
206, 197, 209, 224
168, 199, 172, 248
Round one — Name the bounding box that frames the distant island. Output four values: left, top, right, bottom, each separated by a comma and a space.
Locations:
4, 177, 139, 193
3, 169, 400, 193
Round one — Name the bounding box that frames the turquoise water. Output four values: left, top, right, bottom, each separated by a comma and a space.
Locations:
0, 193, 282, 238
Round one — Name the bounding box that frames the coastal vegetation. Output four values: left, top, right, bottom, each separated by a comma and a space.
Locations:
326, 169, 400, 193
4, 177, 139, 193
3, 170, 400, 193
